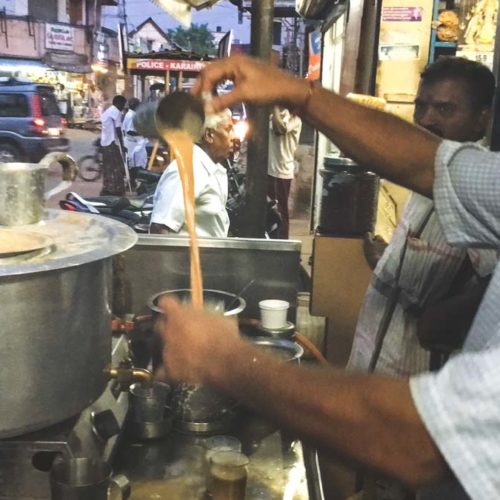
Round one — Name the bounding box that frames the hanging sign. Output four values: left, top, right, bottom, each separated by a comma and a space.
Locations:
127, 59, 206, 72
46, 23, 74, 51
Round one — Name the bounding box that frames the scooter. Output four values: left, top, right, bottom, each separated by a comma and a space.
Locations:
59, 192, 153, 233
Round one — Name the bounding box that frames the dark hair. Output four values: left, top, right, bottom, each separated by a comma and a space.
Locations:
112, 95, 127, 108
128, 97, 140, 110
421, 57, 495, 110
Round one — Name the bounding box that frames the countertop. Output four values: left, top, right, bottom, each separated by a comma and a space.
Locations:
113, 411, 322, 499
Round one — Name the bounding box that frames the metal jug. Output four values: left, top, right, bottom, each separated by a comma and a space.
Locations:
0, 152, 78, 226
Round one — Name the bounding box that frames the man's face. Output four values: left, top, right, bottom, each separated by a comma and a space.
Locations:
413, 78, 490, 142
207, 118, 235, 163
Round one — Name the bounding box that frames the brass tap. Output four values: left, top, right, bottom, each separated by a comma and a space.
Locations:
104, 366, 154, 387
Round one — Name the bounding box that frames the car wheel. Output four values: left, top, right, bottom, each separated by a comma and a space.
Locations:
0, 143, 21, 162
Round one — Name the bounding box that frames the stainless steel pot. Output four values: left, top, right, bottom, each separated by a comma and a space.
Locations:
148, 288, 246, 316
147, 288, 245, 432
250, 337, 304, 364
0, 152, 78, 226
0, 210, 137, 438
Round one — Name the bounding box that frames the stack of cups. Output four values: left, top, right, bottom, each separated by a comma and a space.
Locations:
204, 436, 248, 500
259, 299, 290, 330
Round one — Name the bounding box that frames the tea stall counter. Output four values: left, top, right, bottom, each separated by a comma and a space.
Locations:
113, 413, 323, 499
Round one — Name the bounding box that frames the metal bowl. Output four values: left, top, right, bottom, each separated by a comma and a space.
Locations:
148, 289, 246, 317
250, 337, 304, 364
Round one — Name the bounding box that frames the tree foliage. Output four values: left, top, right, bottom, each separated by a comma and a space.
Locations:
167, 23, 217, 56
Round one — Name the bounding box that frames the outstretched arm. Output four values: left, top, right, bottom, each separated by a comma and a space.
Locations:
157, 299, 449, 489
194, 55, 440, 197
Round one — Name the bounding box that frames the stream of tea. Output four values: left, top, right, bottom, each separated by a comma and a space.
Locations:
162, 130, 204, 309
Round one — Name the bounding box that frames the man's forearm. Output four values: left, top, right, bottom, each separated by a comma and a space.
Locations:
208, 339, 448, 488
300, 87, 440, 197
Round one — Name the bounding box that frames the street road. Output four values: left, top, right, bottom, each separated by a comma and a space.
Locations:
46, 127, 105, 209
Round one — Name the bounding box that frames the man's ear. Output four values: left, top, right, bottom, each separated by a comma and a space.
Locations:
204, 129, 214, 144
479, 107, 493, 131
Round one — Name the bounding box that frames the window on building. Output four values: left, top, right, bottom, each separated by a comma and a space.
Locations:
0, 94, 29, 117
69, 0, 84, 25
28, 0, 58, 22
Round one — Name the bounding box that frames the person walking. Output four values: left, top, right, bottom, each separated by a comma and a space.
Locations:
122, 97, 147, 188
100, 95, 127, 196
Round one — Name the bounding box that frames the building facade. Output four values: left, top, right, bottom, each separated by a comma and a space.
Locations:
0, 0, 121, 124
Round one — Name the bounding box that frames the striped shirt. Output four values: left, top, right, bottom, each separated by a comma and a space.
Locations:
410, 140, 500, 499
349, 193, 497, 377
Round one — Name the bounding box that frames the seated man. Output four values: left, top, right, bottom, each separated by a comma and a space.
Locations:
149, 110, 234, 238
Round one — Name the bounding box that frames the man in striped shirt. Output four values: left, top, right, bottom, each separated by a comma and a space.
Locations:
349, 57, 497, 378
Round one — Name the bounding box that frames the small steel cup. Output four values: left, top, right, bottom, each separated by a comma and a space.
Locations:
129, 381, 171, 423
50, 457, 130, 500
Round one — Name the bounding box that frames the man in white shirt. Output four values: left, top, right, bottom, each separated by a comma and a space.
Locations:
100, 95, 126, 196
149, 109, 234, 238
122, 97, 147, 188
268, 106, 302, 239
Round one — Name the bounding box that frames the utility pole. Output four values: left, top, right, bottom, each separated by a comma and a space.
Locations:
243, 0, 274, 237
118, 0, 133, 97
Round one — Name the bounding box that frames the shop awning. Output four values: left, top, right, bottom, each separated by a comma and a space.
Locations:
43, 52, 91, 74
296, 0, 347, 21
0, 58, 51, 73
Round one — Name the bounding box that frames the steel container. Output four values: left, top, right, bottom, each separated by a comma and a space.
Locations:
0, 163, 48, 225
0, 210, 137, 438
0, 153, 77, 226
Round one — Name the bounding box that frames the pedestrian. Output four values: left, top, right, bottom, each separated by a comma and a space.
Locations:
267, 106, 302, 239
122, 97, 147, 188
100, 95, 127, 196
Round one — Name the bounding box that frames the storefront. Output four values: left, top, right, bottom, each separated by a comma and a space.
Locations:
125, 53, 210, 101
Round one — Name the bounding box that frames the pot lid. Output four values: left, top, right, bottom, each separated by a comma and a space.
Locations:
0, 209, 137, 277
0, 229, 53, 257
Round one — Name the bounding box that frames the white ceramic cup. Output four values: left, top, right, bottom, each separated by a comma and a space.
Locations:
259, 299, 289, 330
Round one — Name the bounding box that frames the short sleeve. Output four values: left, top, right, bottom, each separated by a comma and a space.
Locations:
410, 341, 500, 499
150, 163, 185, 232
433, 141, 500, 249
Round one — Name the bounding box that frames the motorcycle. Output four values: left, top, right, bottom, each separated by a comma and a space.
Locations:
59, 192, 153, 233
224, 160, 282, 239
63, 155, 281, 237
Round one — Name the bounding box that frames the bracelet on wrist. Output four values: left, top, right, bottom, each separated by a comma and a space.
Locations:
292, 80, 318, 115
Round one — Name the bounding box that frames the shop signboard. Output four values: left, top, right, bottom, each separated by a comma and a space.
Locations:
307, 31, 321, 81
127, 59, 206, 72
46, 23, 74, 51
94, 31, 110, 63
382, 7, 423, 22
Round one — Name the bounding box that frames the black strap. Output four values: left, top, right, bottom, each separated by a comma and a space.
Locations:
368, 205, 434, 372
